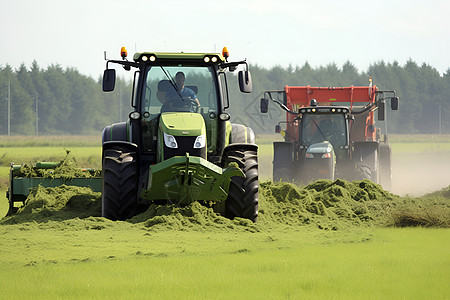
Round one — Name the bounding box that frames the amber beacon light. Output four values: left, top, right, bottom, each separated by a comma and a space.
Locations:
222, 47, 229, 59
121, 47, 128, 59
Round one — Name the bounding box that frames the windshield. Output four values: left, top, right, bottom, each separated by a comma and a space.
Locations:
140, 66, 219, 153
301, 113, 347, 148
141, 66, 218, 115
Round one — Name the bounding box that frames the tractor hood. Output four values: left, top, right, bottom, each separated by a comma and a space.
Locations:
306, 141, 334, 154
159, 112, 206, 137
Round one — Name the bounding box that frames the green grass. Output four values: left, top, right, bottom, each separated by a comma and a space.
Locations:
0, 147, 102, 169
0, 227, 448, 299
389, 134, 450, 143
391, 142, 450, 154
0, 135, 100, 147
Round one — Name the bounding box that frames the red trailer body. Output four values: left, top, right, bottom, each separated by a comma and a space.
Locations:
283, 85, 378, 143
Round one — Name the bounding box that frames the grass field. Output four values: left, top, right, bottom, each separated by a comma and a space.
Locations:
0, 225, 448, 299
0, 135, 449, 299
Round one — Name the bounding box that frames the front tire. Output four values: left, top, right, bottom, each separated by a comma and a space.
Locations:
102, 147, 138, 221
223, 147, 259, 222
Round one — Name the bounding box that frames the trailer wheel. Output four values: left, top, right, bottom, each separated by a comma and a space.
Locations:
223, 148, 259, 222
102, 147, 138, 221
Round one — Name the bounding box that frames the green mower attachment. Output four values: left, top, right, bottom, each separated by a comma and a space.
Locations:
142, 153, 244, 205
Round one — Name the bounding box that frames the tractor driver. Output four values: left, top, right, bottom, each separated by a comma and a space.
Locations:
307, 115, 334, 144
163, 72, 200, 112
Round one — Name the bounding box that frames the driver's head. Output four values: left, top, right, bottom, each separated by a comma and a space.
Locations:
175, 72, 185, 89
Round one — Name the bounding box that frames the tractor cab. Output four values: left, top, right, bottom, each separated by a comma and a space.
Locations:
102, 48, 252, 164
140, 65, 219, 161
297, 104, 351, 162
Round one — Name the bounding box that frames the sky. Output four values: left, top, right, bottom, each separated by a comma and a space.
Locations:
1, 0, 449, 79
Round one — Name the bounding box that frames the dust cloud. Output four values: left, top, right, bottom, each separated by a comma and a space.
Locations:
392, 152, 450, 196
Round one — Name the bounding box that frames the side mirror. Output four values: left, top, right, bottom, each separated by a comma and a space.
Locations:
238, 70, 252, 93
103, 69, 116, 92
391, 97, 399, 110
275, 124, 281, 133
260, 98, 268, 113
378, 100, 385, 121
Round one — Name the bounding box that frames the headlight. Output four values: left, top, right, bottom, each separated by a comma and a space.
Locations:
129, 112, 141, 120
164, 132, 178, 149
306, 153, 314, 159
193, 134, 206, 149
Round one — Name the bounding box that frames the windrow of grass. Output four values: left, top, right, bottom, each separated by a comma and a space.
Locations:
2, 170, 449, 230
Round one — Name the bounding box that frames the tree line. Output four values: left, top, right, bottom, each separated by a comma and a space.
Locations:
0, 59, 449, 135
0, 61, 132, 135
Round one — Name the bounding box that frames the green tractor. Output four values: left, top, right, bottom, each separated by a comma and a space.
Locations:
100, 47, 258, 221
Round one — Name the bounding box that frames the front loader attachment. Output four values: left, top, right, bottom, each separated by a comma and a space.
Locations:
6, 162, 102, 215
141, 153, 244, 205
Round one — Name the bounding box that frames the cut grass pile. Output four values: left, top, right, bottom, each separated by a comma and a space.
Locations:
1, 148, 449, 230
2, 175, 448, 230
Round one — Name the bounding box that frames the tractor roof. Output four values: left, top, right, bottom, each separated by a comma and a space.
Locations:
133, 52, 226, 65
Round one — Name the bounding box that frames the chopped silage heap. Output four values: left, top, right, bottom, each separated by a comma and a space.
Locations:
128, 202, 259, 232
258, 179, 398, 230
1, 185, 102, 225
2, 159, 449, 229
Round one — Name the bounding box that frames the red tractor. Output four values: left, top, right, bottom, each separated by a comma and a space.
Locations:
260, 80, 398, 189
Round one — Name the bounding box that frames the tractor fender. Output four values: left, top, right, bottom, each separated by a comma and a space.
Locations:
102, 141, 138, 154
230, 123, 256, 144
102, 122, 130, 144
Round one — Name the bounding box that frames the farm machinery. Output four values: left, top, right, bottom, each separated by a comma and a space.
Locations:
260, 80, 398, 189
6, 47, 259, 222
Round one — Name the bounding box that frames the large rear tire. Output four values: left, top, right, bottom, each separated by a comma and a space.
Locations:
274, 167, 292, 182
102, 147, 138, 221
223, 148, 259, 222
354, 143, 378, 183
378, 143, 392, 190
